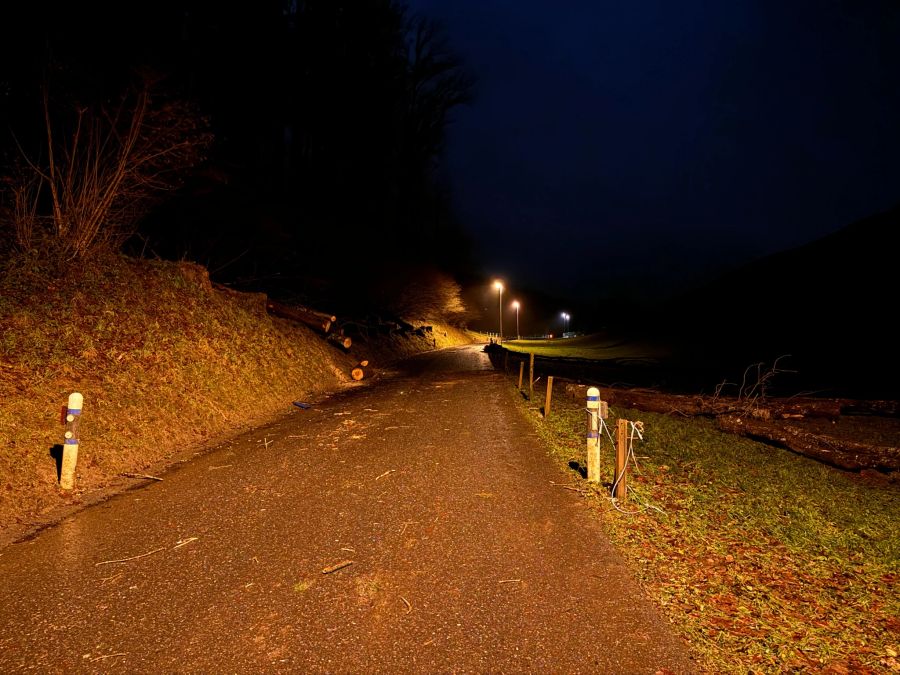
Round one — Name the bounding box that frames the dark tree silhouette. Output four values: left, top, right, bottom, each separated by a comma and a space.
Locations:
1, 1, 476, 314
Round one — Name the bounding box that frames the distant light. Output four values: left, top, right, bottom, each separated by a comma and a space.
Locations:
512, 300, 520, 309
494, 280, 504, 292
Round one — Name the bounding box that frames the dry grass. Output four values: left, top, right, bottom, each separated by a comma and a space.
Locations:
0, 253, 472, 544
511, 376, 900, 673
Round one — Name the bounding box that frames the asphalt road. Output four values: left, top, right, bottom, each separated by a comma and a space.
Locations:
0, 345, 698, 674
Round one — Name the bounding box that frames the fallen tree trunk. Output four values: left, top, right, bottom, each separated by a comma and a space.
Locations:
266, 299, 336, 334
717, 415, 900, 471
563, 384, 843, 420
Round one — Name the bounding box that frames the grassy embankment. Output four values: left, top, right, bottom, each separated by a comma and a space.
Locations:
503, 365, 899, 673
0, 254, 474, 546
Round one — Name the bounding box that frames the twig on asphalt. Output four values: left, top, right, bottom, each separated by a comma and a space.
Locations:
321, 560, 354, 574
172, 537, 198, 550
399, 521, 419, 536
375, 469, 396, 481
209, 464, 232, 470
95, 547, 165, 566
91, 653, 127, 662
340, 547, 356, 553
120, 472, 163, 481
400, 596, 412, 614
499, 579, 522, 584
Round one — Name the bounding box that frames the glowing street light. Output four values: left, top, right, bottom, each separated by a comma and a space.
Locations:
512, 300, 520, 339
494, 281, 504, 342
561, 312, 570, 335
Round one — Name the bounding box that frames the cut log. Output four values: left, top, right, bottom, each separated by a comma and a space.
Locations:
351, 367, 365, 381
717, 415, 900, 471
358, 360, 369, 367
265, 298, 336, 334
327, 333, 352, 350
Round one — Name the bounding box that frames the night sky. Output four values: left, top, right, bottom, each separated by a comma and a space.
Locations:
405, 0, 900, 304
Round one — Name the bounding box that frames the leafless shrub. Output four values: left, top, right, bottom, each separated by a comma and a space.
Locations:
2, 80, 211, 263
712, 355, 795, 412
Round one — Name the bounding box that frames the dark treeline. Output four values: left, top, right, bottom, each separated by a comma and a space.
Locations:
0, 1, 476, 315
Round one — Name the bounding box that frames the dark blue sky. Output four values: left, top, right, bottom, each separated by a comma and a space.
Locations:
405, 0, 900, 303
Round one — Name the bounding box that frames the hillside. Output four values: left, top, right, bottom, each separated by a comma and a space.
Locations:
659, 203, 900, 399
0, 254, 475, 547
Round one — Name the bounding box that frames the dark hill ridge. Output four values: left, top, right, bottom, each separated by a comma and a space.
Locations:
658, 203, 899, 400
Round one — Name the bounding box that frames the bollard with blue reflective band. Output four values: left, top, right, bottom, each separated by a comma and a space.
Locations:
586, 387, 601, 482
60, 392, 82, 491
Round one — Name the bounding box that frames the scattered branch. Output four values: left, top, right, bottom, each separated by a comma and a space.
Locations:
95, 546, 165, 566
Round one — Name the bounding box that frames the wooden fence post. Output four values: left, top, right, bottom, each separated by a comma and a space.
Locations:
518, 361, 524, 389
615, 419, 628, 501
529, 353, 535, 399
544, 376, 554, 418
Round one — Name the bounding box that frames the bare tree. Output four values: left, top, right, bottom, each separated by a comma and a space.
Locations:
2, 80, 212, 262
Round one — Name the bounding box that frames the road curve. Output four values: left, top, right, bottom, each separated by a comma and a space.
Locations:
0, 345, 697, 674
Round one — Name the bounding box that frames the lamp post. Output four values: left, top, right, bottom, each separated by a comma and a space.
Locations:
561, 312, 570, 336
512, 300, 520, 339
494, 281, 504, 343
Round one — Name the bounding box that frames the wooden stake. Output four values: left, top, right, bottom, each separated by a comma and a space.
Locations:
529, 353, 535, 399
544, 376, 554, 418
615, 419, 628, 501
518, 361, 524, 389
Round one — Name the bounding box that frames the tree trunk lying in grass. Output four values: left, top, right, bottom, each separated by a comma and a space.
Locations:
717, 415, 900, 472
563, 384, 844, 420
265, 299, 336, 334
563, 383, 900, 419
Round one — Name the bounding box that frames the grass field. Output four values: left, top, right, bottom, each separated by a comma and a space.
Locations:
507, 373, 900, 673
502, 333, 671, 362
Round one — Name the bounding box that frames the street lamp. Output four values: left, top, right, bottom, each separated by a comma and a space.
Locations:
494, 281, 504, 343
561, 312, 570, 336
512, 300, 520, 339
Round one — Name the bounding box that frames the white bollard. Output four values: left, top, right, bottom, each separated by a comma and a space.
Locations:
586, 387, 601, 482
60, 392, 83, 491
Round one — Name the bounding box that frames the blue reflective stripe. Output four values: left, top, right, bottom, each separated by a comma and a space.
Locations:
587, 396, 600, 401
587, 432, 600, 438
64, 438, 79, 445
67, 409, 82, 415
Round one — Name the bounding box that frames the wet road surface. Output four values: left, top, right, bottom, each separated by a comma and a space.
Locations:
0, 345, 697, 673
